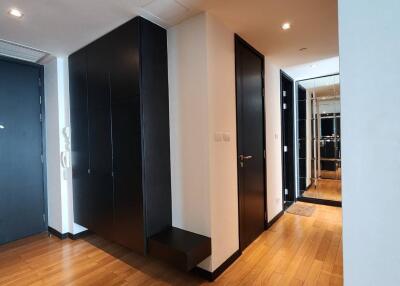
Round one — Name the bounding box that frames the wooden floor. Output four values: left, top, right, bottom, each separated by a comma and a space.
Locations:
303, 179, 342, 201
0, 203, 342, 285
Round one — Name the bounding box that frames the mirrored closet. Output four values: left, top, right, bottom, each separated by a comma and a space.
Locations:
297, 74, 341, 203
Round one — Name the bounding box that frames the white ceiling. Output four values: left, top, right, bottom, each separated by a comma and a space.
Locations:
0, 0, 199, 57
299, 74, 340, 89
184, 0, 338, 67
0, 0, 338, 66
283, 56, 339, 81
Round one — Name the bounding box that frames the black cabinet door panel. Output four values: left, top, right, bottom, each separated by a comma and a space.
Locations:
140, 18, 172, 238
108, 19, 145, 252
69, 50, 93, 229
87, 37, 114, 239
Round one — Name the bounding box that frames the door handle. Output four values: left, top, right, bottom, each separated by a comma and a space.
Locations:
239, 155, 253, 160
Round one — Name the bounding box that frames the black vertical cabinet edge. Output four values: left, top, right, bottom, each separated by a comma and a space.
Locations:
137, 17, 148, 252
137, 17, 172, 244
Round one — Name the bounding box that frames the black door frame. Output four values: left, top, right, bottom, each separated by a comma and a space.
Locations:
280, 70, 295, 210
0, 55, 48, 231
234, 34, 267, 252
297, 83, 307, 197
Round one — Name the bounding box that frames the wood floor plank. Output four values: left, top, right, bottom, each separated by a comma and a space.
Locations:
0, 203, 342, 286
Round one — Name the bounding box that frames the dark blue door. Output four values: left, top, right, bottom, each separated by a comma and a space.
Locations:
0, 57, 45, 244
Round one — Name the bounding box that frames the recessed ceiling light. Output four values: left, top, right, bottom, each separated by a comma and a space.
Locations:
8, 8, 23, 18
0, 124, 4, 129
282, 22, 291, 30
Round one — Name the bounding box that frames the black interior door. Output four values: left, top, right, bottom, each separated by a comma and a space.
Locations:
235, 36, 266, 251
0, 57, 45, 244
281, 71, 295, 207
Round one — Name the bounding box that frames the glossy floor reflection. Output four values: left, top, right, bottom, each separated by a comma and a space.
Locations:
303, 179, 342, 201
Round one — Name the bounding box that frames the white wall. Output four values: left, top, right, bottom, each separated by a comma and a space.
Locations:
44, 58, 63, 233
207, 14, 239, 271
168, 13, 211, 239
339, 0, 400, 285
265, 61, 284, 221
44, 57, 85, 235
168, 12, 285, 271
168, 12, 239, 272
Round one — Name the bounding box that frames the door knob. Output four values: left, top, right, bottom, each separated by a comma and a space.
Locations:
239, 155, 253, 160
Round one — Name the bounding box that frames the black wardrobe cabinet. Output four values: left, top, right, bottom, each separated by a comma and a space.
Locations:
69, 16, 211, 270
69, 17, 171, 254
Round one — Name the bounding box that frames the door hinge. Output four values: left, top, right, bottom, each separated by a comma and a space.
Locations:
43, 214, 46, 223
283, 103, 287, 110
283, 90, 287, 97
40, 154, 44, 163
285, 188, 289, 195
38, 78, 42, 87
284, 146, 288, 152
39, 95, 42, 105
39, 113, 43, 122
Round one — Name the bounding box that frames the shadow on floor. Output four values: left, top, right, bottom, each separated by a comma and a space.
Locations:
81, 233, 208, 285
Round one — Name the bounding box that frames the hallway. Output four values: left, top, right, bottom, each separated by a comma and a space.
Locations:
0, 203, 342, 285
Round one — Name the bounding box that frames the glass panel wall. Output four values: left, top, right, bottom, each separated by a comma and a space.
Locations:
297, 74, 341, 202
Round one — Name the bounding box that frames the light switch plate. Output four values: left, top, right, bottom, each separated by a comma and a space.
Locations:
222, 132, 230, 142
214, 132, 222, 142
